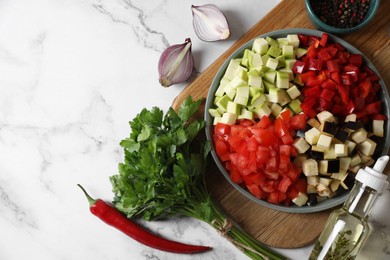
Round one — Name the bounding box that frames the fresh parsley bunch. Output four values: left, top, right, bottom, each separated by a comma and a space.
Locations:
110, 96, 285, 260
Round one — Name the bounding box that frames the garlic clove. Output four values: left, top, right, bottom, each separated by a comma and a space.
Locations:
191, 4, 230, 42
158, 38, 194, 87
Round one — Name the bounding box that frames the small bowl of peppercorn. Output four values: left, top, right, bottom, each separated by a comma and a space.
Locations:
305, 0, 380, 34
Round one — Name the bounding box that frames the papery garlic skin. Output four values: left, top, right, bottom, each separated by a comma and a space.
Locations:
158, 38, 194, 87
191, 4, 230, 42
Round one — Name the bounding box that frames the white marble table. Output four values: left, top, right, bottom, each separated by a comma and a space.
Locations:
0, 0, 389, 259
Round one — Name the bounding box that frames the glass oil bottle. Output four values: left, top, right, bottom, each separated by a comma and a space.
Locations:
309, 155, 389, 260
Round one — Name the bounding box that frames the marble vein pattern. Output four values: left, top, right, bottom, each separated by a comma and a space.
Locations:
0, 0, 388, 259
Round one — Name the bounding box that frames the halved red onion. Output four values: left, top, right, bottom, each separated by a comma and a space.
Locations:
158, 38, 194, 87
191, 4, 230, 42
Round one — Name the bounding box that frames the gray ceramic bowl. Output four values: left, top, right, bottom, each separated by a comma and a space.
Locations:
305, 0, 380, 34
204, 28, 390, 213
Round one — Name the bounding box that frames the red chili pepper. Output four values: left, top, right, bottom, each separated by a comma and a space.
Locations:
77, 184, 211, 254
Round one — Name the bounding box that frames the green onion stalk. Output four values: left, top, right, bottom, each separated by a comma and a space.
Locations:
110, 96, 286, 260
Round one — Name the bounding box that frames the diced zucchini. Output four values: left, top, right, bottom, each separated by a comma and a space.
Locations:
252, 37, 269, 55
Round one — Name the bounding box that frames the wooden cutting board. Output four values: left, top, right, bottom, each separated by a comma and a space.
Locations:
172, 0, 390, 249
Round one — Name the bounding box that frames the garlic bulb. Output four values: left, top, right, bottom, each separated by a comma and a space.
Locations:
158, 38, 194, 87
191, 4, 230, 42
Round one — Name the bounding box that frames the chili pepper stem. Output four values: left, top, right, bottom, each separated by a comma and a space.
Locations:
77, 184, 97, 207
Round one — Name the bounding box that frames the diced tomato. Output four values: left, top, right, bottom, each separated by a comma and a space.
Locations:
246, 172, 266, 186
227, 135, 242, 150
256, 115, 271, 128
278, 176, 292, 193
247, 184, 266, 199
294, 178, 307, 193
239, 119, 255, 126
256, 146, 271, 163
230, 165, 243, 184
214, 139, 229, 161
268, 191, 287, 204
289, 114, 307, 130
215, 123, 230, 135
275, 117, 289, 138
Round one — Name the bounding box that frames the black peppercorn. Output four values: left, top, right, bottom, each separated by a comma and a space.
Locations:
311, 0, 371, 29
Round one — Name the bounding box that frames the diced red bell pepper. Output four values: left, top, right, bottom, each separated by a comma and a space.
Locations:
358, 78, 372, 98
344, 64, 359, 83
365, 101, 381, 115
319, 33, 329, 47
326, 60, 340, 72
354, 97, 365, 111
336, 51, 349, 64
349, 54, 363, 67
306, 74, 326, 87
308, 59, 324, 71
341, 73, 352, 85
330, 71, 341, 84
308, 36, 320, 48
300, 98, 317, 118
319, 98, 332, 111
373, 114, 388, 120
320, 88, 336, 102
334, 42, 346, 51
321, 79, 337, 90
317, 48, 332, 61
335, 84, 349, 104
292, 60, 307, 74
298, 71, 316, 83
306, 45, 317, 59
326, 46, 338, 57
298, 34, 309, 47
303, 85, 322, 98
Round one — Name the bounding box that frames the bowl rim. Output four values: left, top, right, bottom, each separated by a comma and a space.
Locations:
304, 0, 381, 33
204, 28, 390, 213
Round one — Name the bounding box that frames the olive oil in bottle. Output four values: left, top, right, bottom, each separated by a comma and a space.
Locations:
309, 155, 389, 260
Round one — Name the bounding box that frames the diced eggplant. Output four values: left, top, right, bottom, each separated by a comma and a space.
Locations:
351, 128, 368, 143
306, 194, 318, 206
296, 129, 305, 138
310, 150, 324, 160
322, 121, 338, 135
327, 160, 340, 173
292, 192, 308, 207
302, 159, 318, 176
334, 129, 349, 142
340, 120, 363, 130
